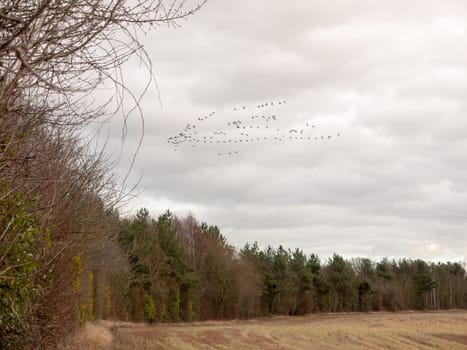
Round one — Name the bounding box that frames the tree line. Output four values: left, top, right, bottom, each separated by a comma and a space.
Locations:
2, 187, 466, 349
70, 208, 466, 326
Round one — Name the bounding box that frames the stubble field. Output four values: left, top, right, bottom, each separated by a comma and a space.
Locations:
64, 310, 467, 350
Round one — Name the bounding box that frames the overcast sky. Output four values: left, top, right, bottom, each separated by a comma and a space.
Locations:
102, 0, 467, 263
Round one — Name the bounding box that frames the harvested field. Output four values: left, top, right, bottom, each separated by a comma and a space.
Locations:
63, 311, 467, 350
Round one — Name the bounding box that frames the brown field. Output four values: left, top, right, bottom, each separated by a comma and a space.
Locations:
62, 311, 467, 350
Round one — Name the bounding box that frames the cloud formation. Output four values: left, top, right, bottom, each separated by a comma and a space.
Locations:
105, 1, 467, 262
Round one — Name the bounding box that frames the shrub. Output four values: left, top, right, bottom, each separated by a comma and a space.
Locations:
0, 183, 51, 348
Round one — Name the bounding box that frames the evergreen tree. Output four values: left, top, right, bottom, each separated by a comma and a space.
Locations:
325, 254, 356, 311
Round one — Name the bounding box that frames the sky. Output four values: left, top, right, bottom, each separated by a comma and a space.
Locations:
101, 0, 467, 262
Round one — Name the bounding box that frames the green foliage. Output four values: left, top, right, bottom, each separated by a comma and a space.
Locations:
307, 254, 321, 275
241, 241, 260, 261
75, 269, 97, 325
325, 254, 356, 311
71, 255, 83, 293
413, 260, 437, 310
358, 280, 371, 295
446, 262, 465, 277
358, 280, 372, 311
117, 208, 155, 321
71, 254, 85, 325
0, 183, 50, 347
169, 288, 181, 321
312, 275, 331, 296
86, 271, 95, 321
117, 209, 195, 322
201, 223, 227, 246
376, 259, 393, 281
157, 211, 190, 282
143, 293, 156, 323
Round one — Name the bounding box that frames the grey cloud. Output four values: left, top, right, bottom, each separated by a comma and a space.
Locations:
101, 1, 467, 262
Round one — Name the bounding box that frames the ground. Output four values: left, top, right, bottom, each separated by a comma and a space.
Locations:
62, 310, 467, 350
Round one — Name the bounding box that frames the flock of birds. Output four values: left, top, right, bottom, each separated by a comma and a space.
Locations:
167, 100, 341, 157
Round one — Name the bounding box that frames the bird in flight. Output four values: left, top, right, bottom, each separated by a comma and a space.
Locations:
166, 100, 342, 157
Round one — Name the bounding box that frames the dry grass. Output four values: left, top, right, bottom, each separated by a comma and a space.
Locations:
62, 311, 467, 349
58, 321, 113, 350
